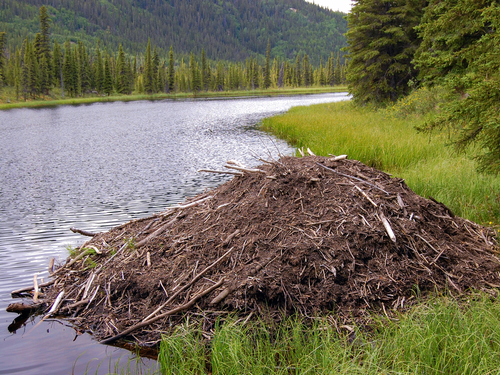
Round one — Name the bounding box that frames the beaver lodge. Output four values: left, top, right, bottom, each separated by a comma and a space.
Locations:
9, 155, 500, 347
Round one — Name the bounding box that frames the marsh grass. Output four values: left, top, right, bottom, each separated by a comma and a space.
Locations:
262, 100, 500, 225
152, 294, 500, 374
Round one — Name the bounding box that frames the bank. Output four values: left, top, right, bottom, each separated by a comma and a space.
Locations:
0, 86, 347, 111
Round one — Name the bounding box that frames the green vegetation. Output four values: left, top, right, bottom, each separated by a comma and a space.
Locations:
0, 0, 347, 64
153, 294, 500, 374
0, 6, 347, 107
345, 0, 500, 173
262, 97, 500, 225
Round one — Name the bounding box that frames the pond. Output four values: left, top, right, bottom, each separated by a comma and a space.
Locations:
0, 92, 349, 374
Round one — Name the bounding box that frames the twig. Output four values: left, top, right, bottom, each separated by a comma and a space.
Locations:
198, 169, 244, 176
142, 247, 235, 322
11, 280, 55, 295
353, 184, 378, 207
169, 195, 213, 210
224, 164, 266, 174
316, 162, 390, 195
100, 279, 224, 345
379, 213, 396, 243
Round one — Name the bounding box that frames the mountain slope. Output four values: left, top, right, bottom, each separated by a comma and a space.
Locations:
0, 0, 347, 63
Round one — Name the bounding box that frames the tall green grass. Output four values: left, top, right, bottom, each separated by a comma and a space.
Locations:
154, 295, 500, 374
262, 100, 500, 225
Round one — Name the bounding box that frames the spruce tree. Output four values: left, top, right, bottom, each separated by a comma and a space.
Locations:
264, 39, 271, 89
103, 51, 113, 96
143, 39, 154, 94
52, 40, 63, 94
115, 44, 127, 94
345, 0, 426, 104
0, 32, 6, 87
414, 0, 500, 173
168, 46, 175, 92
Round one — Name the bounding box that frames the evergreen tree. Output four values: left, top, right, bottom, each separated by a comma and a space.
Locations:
302, 53, 310, 86
94, 45, 104, 93
168, 46, 175, 92
201, 48, 209, 91
143, 39, 154, 94
0, 32, 6, 87
295, 54, 302, 87
52, 40, 63, 94
38, 5, 52, 87
115, 44, 127, 94
345, 0, 426, 104
264, 39, 271, 89
414, 0, 500, 173
103, 50, 113, 95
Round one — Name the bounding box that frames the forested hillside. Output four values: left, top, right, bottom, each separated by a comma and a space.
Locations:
0, 0, 347, 63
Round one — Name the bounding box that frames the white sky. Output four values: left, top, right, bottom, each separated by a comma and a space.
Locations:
304, 0, 354, 14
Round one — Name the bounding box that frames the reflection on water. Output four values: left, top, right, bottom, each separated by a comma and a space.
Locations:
0, 93, 349, 374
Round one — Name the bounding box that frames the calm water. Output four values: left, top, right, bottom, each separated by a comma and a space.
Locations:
0, 93, 349, 374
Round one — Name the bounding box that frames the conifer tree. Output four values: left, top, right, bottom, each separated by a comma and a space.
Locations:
302, 53, 310, 86
0, 32, 6, 87
115, 44, 127, 94
168, 46, 175, 92
94, 45, 103, 93
143, 39, 154, 94
103, 50, 113, 95
295, 54, 302, 87
52, 40, 63, 94
264, 39, 271, 89
37, 6, 52, 88
345, 0, 426, 104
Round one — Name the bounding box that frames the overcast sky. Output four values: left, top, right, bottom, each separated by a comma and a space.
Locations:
304, 0, 354, 13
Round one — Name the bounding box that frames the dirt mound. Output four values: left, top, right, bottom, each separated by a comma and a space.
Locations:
35, 156, 500, 345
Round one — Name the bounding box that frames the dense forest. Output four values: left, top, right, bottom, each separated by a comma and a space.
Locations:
0, 0, 347, 64
0, 6, 347, 101
345, 0, 500, 173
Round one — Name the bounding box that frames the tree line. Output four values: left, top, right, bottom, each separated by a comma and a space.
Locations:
345, 0, 500, 173
0, 6, 346, 101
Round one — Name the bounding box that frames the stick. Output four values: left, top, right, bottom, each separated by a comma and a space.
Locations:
33, 274, 39, 303
101, 279, 223, 345
168, 195, 213, 209
379, 213, 396, 243
306, 148, 315, 156
70, 227, 97, 237
198, 169, 243, 176
316, 162, 390, 195
329, 154, 348, 161
353, 184, 378, 207
11, 280, 55, 295
224, 164, 266, 174
47, 291, 65, 315
142, 247, 235, 322
226, 160, 247, 168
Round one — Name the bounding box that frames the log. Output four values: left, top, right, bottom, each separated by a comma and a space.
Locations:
6, 302, 45, 314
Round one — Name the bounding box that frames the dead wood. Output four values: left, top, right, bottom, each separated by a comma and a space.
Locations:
19, 156, 499, 347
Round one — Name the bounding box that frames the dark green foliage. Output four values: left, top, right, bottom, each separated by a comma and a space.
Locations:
345, 0, 426, 105
102, 51, 113, 96
168, 46, 174, 92
414, 0, 500, 173
143, 39, 154, 94
0, 0, 347, 65
0, 32, 6, 86
264, 39, 271, 89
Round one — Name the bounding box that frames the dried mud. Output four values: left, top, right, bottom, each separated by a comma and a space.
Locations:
19, 156, 500, 346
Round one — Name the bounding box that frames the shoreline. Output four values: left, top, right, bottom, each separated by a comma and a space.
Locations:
0, 86, 347, 111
